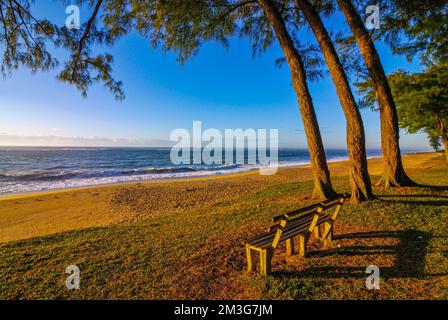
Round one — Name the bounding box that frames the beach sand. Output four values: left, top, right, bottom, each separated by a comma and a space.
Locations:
0, 152, 438, 243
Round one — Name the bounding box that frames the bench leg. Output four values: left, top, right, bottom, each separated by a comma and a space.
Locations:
298, 235, 307, 257
321, 222, 334, 246
313, 226, 321, 239
260, 249, 273, 275
246, 245, 258, 273
326, 225, 333, 245
286, 238, 294, 257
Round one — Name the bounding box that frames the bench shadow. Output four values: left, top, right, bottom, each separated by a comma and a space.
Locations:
273, 230, 447, 279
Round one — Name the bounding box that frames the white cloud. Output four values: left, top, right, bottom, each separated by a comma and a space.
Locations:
0, 134, 173, 147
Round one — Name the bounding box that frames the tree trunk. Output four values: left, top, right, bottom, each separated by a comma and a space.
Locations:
258, 0, 337, 199
442, 137, 448, 163
435, 112, 448, 163
336, 0, 415, 187
295, 0, 373, 203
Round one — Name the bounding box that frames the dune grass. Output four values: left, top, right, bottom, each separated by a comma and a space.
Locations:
0, 153, 447, 299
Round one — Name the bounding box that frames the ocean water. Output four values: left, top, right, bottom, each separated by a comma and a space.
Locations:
0, 147, 383, 195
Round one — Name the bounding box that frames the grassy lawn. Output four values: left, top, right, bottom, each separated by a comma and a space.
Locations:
0, 154, 447, 299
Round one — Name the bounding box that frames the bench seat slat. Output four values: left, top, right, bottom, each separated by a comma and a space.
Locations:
279, 215, 331, 242
248, 215, 315, 245
247, 230, 277, 246
249, 219, 311, 247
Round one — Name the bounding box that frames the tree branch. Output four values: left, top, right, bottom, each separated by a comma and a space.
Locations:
70, 0, 103, 81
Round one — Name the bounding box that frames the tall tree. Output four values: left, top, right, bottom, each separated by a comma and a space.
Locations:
336, 0, 414, 187
357, 62, 448, 162
293, 0, 372, 202
126, 0, 337, 199
256, 0, 336, 199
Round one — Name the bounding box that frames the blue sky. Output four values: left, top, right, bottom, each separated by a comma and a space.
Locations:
0, 2, 431, 150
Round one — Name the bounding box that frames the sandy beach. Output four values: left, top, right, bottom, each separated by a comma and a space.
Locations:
0, 152, 437, 243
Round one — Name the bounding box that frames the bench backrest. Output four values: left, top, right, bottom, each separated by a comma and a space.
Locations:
268, 194, 349, 248
271, 194, 349, 224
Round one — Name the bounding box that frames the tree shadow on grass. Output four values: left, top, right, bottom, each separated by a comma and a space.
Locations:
376, 193, 448, 207
412, 184, 448, 191
379, 194, 448, 199
273, 230, 447, 279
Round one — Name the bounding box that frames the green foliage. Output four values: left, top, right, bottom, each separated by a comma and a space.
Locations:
0, 0, 57, 75
0, 0, 124, 99
1, 0, 446, 99
0, 0, 331, 97
3, 0, 444, 99
356, 62, 448, 146
334, 32, 369, 82
381, 0, 448, 65
386, 64, 447, 134
335, 0, 448, 80
428, 133, 442, 151
124, 0, 326, 80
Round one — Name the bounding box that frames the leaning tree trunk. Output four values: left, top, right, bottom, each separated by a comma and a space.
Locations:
435, 112, 448, 163
295, 0, 373, 203
336, 0, 415, 187
258, 0, 337, 199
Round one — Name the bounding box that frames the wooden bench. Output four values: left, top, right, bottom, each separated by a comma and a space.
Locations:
245, 194, 349, 275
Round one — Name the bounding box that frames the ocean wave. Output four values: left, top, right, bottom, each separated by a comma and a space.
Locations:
0, 171, 80, 181
0, 164, 245, 183
0, 163, 263, 194
120, 164, 241, 175
121, 167, 197, 174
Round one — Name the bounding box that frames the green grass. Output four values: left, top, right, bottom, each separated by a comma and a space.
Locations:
0, 160, 447, 299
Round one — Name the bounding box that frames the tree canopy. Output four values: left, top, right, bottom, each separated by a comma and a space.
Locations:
356, 62, 448, 152
0, 0, 125, 99
0, 0, 334, 99
335, 0, 448, 83
381, 0, 448, 65
2, 1, 446, 99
